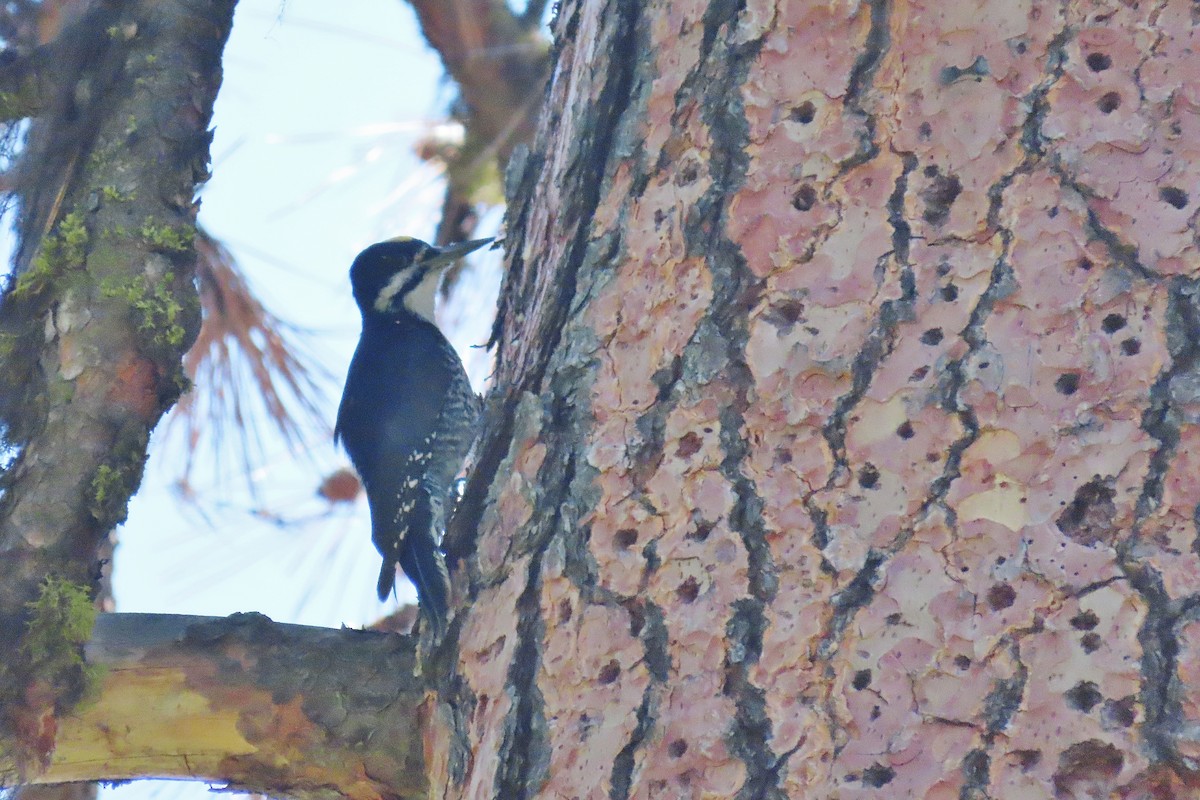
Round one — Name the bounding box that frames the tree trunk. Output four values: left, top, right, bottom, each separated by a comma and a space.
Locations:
5, 0, 1200, 798
440, 0, 1200, 798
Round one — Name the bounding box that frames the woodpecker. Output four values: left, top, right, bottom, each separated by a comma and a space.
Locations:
336, 236, 490, 633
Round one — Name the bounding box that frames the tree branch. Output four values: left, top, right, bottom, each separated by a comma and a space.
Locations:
6, 613, 427, 800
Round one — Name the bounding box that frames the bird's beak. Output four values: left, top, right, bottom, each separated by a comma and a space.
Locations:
420, 237, 494, 269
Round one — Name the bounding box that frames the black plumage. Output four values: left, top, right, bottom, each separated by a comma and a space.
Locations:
336, 236, 489, 633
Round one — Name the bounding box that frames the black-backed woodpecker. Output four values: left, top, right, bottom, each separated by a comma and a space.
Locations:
336, 236, 491, 633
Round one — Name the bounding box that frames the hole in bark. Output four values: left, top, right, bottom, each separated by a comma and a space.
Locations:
1102, 697, 1136, 728
923, 164, 940, 177
1047, 205, 1059, 217
614, 528, 638, 549
896, 421, 915, 439
1053, 740, 1123, 797
668, 739, 688, 758
1160, 186, 1189, 209
1097, 91, 1121, 113
954, 654, 972, 670
768, 298, 805, 327
918, 121, 933, 139
677, 163, 700, 185
676, 431, 703, 458
1077, 257, 1094, 271
920, 327, 944, 345
1086, 52, 1112, 71
1057, 478, 1118, 547
940, 284, 959, 301
1014, 749, 1042, 772
598, 660, 621, 684
852, 669, 872, 690
627, 602, 645, 636
687, 520, 715, 541
677, 576, 701, 603
1065, 681, 1103, 712
1120, 337, 1141, 355
910, 366, 929, 381
792, 183, 818, 211
558, 599, 573, 624
1101, 313, 1126, 333
1081, 632, 1102, 653
986, 583, 1016, 610
790, 101, 816, 123
861, 764, 896, 788
885, 612, 903, 625
1070, 610, 1100, 630
858, 463, 880, 489
921, 173, 963, 225
1055, 373, 1080, 395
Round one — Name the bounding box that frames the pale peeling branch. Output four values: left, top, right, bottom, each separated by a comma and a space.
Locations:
9, 613, 427, 800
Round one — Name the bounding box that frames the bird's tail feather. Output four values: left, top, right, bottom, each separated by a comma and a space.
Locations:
399, 536, 450, 634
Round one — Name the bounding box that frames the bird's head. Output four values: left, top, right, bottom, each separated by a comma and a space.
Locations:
349, 236, 493, 322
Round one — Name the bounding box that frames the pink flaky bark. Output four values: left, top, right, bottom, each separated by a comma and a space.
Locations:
441, 1, 1200, 798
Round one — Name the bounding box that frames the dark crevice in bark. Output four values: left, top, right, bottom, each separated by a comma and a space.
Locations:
494, 551, 549, 800
836, 0, 889, 172
1115, 278, 1200, 768
1018, 24, 1070, 159
609, 690, 655, 800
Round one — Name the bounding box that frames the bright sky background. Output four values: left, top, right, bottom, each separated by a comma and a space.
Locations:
101, 2, 509, 796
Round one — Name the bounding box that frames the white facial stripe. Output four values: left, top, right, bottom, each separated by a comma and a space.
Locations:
374, 267, 414, 313
402, 268, 443, 322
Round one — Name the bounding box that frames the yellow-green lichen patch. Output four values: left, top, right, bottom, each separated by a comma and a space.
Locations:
14, 212, 90, 298
100, 272, 186, 347
22, 576, 102, 701
138, 220, 194, 254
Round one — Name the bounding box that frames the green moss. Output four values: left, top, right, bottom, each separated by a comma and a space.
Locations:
22, 576, 98, 695
90, 465, 121, 517
101, 185, 136, 203
13, 211, 89, 298
139, 220, 193, 253
100, 272, 187, 347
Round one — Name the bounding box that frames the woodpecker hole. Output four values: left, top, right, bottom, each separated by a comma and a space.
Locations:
668, 739, 689, 758
1097, 91, 1121, 113
918, 121, 933, 139
1120, 338, 1141, 356
920, 327, 944, 345
921, 173, 963, 225
954, 654, 972, 670
1070, 610, 1100, 630
858, 463, 880, 489
896, 421, 915, 439
1160, 186, 1189, 209
1065, 681, 1103, 712
1015, 750, 1042, 772
861, 764, 896, 788
1086, 52, 1112, 71
1081, 632, 1102, 653
852, 669, 872, 690
986, 583, 1016, 610
923, 164, 939, 177
1102, 697, 1136, 728
792, 183, 818, 212
885, 612, 903, 625
910, 365, 930, 381
1055, 373, 1080, 395
769, 298, 805, 327
1047, 205, 1059, 218
558, 599, 573, 624
1101, 313, 1126, 333
1053, 740, 1123, 797
675, 432, 704, 458
789, 101, 816, 123
1057, 478, 1118, 546
597, 660, 621, 684
677, 576, 701, 603
940, 284, 959, 301
1077, 257, 1094, 271
614, 528, 638, 549
687, 520, 715, 541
